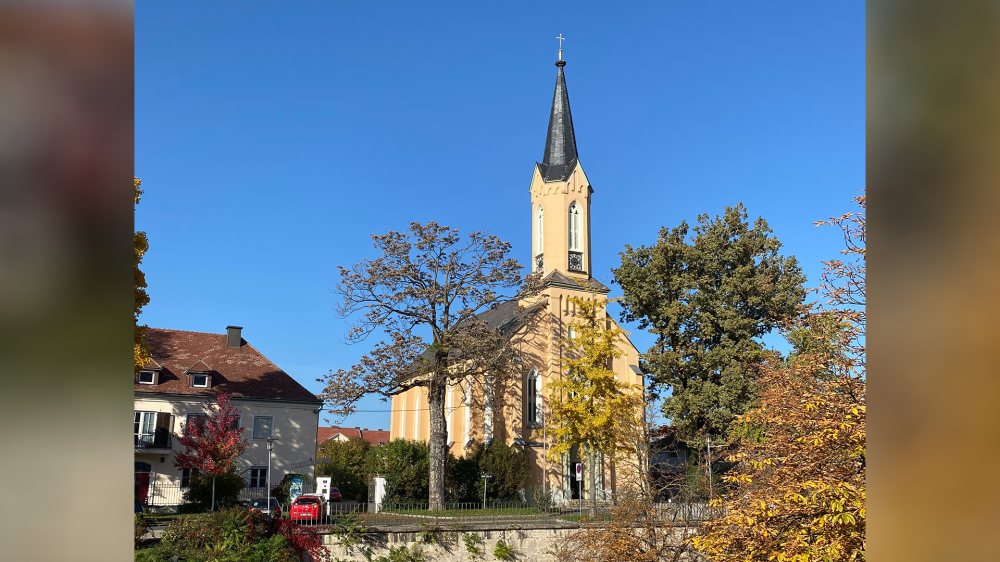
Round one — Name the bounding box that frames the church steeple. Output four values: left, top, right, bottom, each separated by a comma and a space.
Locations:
530, 40, 598, 282
540, 58, 578, 182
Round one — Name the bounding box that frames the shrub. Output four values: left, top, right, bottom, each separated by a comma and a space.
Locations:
148, 506, 330, 561
493, 538, 517, 561
182, 471, 245, 511
374, 544, 427, 562
471, 441, 529, 501
463, 532, 485, 558
365, 439, 430, 503
134, 513, 149, 547
317, 437, 371, 502
246, 534, 298, 562
134, 543, 175, 562
446, 453, 480, 502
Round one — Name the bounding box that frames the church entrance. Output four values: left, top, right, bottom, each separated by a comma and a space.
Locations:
567, 445, 582, 500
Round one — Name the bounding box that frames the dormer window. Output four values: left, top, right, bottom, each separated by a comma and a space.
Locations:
137, 370, 157, 385
191, 373, 211, 388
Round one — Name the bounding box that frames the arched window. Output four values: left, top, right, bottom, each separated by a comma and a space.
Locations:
568, 201, 581, 251
536, 206, 544, 256
526, 370, 542, 426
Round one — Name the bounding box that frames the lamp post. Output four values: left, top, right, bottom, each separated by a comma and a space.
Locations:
265, 437, 276, 516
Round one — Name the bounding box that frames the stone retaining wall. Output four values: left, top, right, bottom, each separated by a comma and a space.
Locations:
319, 524, 699, 561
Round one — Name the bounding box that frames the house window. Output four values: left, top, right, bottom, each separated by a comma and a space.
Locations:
253, 416, 273, 439
137, 370, 156, 385
180, 468, 199, 488
249, 466, 268, 488
191, 373, 210, 388
134, 411, 171, 448
568, 201, 581, 251
185, 413, 208, 434
526, 370, 542, 427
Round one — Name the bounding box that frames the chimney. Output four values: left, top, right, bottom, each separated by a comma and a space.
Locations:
226, 325, 243, 348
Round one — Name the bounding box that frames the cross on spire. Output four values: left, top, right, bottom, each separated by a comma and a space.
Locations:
556, 33, 565, 61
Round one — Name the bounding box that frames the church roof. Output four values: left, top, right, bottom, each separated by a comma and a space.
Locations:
542, 270, 610, 294
475, 299, 547, 336
537, 59, 578, 182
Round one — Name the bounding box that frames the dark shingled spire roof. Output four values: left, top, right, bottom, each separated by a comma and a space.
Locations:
539, 59, 578, 182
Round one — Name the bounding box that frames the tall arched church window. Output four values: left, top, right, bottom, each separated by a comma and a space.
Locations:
526, 370, 542, 427
535, 206, 544, 271
568, 202, 584, 271
568, 202, 580, 251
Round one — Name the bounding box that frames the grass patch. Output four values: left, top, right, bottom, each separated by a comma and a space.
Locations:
380, 507, 546, 518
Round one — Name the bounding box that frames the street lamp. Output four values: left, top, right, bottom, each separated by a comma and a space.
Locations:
265, 437, 276, 516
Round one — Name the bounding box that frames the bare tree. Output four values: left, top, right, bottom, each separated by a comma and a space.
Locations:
322, 222, 539, 510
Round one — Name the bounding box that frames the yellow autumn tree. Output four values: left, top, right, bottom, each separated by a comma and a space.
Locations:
134, 177, 151, 370
694, 197, 866, 562
546, 295, 646, 513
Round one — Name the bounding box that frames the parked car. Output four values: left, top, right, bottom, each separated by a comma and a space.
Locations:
328, 486, 343, 502
289, 494, 324, 523
247, 497, 282, 518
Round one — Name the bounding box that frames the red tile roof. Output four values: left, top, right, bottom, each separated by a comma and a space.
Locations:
362, 429, 390, 445
317, 426, 390, 446
136, 328, 320, 403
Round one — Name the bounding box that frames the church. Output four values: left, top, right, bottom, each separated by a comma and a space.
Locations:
389, 49, 644, 505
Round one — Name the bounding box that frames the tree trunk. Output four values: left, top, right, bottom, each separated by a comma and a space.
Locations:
211, 475, 216, 512
427, 376, 448, 511
610, 457, 618, 506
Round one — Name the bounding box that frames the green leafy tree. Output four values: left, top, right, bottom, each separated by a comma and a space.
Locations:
316, 437, 371, 502
134, 177, 150, 371
694, 197, 866, 562
614, 203, 806, 443
365, 439, 430, 503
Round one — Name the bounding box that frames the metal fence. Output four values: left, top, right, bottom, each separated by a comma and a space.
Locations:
143, 482, 306, 508
141, 485, 720, 528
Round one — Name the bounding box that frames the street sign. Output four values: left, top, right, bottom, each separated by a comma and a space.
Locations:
575, 462, 583, 482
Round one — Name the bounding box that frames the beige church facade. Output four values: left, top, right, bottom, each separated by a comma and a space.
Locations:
390, 55, 644, 505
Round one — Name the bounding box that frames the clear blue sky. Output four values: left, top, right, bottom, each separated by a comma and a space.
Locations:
136, 2, 864, 430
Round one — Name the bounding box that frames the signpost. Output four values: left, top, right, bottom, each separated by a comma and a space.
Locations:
575, 462, 584, 513
481, 473, 492, 510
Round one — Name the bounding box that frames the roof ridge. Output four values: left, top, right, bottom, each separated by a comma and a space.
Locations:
148, 327, 225, 336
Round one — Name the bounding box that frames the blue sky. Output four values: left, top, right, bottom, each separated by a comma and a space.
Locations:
136, 2, 864, 430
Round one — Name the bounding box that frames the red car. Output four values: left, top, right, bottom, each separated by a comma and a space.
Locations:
289, 494, 323, 523
328, 487, 343, 502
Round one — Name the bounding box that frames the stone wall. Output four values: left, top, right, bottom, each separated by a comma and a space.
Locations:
318, 524, 699, 561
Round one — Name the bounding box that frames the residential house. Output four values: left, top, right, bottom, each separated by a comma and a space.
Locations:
134, 325, 322, 509
317, 426, 391, 448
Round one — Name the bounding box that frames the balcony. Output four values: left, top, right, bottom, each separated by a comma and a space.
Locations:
135, 431, 172, 451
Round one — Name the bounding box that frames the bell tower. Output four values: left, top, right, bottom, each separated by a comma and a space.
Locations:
529, 50, 593, 281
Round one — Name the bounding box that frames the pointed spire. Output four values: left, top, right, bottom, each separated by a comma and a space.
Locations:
540, 52, 578, 182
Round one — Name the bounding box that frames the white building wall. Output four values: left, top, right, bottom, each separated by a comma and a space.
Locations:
133, 394, 319, 495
